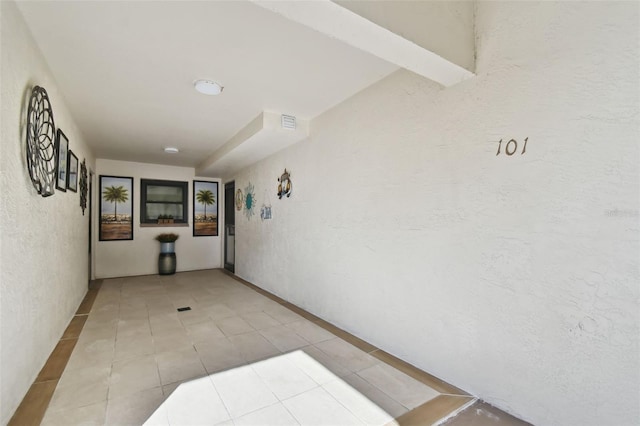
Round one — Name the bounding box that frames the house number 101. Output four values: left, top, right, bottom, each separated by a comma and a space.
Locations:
496, 138, 528, 156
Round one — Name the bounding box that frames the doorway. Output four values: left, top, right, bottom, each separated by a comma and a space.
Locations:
88, 171, 93, 285
224, 181, 235, 273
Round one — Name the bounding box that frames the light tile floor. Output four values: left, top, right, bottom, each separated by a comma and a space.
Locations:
41, 270, 460, 425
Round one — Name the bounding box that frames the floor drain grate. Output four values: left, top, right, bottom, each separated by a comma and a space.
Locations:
177, 307, 191, 312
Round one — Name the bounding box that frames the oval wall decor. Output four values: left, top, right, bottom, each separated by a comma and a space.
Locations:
79, 159, 88, 214
26, 86, 57, 197
235, 188, 244, 211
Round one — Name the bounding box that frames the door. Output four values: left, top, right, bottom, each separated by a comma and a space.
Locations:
224, 181, 235, 272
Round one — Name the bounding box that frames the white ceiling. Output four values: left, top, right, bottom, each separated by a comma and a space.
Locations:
17, 1, 399, 170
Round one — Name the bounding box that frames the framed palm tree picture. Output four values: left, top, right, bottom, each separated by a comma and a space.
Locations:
193, 180, 218, 236
99, 175, 134, 241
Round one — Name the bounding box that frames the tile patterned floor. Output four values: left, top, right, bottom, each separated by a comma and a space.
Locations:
443, 401, 532, 426
29, 269, 481, 425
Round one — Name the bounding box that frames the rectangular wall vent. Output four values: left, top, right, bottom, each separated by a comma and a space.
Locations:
281, 114, 296, 130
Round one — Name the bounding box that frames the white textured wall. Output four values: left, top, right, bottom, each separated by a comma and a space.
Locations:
335, 0, 475, 71
0, 2, 95, 423
233, 3, 639, 425
95, 159, 222, 279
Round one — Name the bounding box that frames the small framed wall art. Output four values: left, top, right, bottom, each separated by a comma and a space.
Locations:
193, 180, 219, 237
55, 129, 69, 191
67, 150, 78, 192
99, 175, 134, 241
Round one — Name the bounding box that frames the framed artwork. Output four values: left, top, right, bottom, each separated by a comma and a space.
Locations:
67, 150, 78, 192
193, 180, 218, 236
55, 129, 68, 192
99, 175, 133, 241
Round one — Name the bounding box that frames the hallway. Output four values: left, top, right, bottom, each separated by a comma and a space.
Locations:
3, 1, 638, 423
12, 270, 529, 425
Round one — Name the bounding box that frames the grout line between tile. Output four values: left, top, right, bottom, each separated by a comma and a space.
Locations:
432, 397, 478, 426
9, 280, 101, 425
370, 349, 469, 396
205, 369, 234, 423
7, 380, 59, 426
32, 379, 59, 385
221, 269, 475, 423
352, 369, 414, 413
439, 393, 475, 398
17, 270, 476, 426
396, 395, 477, 426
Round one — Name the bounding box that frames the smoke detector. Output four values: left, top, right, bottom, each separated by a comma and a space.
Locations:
194, 80, 223, 95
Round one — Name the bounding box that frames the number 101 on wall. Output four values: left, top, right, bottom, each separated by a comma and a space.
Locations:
496, 138, 529, 156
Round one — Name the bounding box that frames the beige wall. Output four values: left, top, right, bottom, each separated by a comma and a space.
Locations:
95, 159, 222, 279
335, 0, 475, 72
0, 2, 96, 423
232, 2, 639, 425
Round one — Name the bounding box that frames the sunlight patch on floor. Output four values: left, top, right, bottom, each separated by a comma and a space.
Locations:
144, 350, 399, 425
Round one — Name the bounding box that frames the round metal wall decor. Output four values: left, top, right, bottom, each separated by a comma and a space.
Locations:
79, 159, 88, 214
26, 86, 56, 197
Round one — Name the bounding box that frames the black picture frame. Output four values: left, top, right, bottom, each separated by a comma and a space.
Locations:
67, 150, 78, 192
55, 129, 68, 192
99, 175, 134, 241
193, 180, 218, 236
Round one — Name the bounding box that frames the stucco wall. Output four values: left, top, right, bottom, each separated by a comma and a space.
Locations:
0, 2, 96, 423
232, 2, 639, 425
335, 0, 475, 72
94, 159, 222, 279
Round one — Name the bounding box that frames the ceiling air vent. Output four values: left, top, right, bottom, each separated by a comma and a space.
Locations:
281, 114, 296, 130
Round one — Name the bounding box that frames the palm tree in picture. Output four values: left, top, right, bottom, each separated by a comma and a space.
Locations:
196, 189, 215, 221
103, 185, 129, 222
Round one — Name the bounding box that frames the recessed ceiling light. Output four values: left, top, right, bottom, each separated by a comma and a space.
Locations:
164, 147, 179, 154
194, 80, 223, 95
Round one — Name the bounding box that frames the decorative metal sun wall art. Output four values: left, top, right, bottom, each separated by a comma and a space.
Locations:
26, 86, 57, 197
277, 169, 292, 199
243, 182, 256, 219
79, 159, 88, 214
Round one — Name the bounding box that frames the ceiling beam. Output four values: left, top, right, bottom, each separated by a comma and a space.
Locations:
251, 0, 475, 87
197, 112, 309, 178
